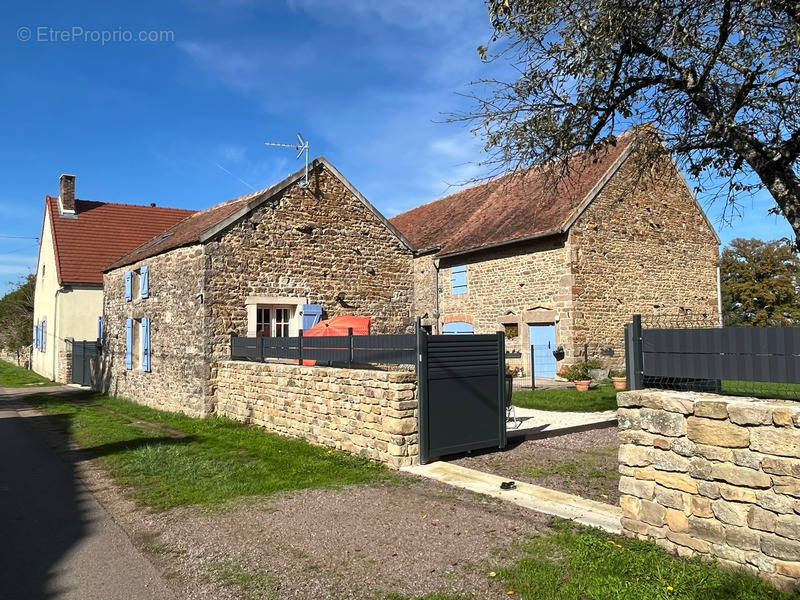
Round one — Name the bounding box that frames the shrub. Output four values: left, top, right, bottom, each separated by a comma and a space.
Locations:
558, 363, 590, 381
609, 369, 626, 378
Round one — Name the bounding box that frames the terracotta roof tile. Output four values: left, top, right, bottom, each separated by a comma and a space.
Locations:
47, 196, 195, 284
390, 131, 637, 256
105, 188, 264, 271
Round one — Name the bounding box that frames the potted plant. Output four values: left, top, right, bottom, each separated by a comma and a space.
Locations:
586, 358, 609, 381
558, 363, 592, 391
610, 369, 627, 390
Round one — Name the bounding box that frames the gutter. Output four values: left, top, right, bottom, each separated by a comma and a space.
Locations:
717, 264, 723, 327
435, 228, 565, 261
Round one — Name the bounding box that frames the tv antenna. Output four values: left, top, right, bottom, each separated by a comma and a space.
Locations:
264, 133, 310, 188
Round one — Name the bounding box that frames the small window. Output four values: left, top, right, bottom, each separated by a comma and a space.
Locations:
253, 305, 295, 337
504, 323, 519, 339
275, 308, 290, 337
451, 265, 467, 295
256, 307, 272, 337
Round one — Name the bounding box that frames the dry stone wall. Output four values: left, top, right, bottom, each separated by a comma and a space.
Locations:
0, 346, 31, 370
216, 360, 418, 468
618, 389, 800, 592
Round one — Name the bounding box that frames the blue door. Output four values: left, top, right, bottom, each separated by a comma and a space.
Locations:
529, 324, 557, 378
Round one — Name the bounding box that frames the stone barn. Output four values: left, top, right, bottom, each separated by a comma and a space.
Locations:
98, 158, 416, 415
391, 127, 721, 376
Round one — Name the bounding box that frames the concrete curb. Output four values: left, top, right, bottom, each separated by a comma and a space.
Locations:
404, 461, 622, 534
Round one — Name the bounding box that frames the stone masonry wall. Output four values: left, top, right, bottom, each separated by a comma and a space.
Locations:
0, 346, 32, 369
205, 163, 416, 367
570, 150, 720, 367
98, 245, 212, 416
618, 389, 800, 592
216, 360, 418, 468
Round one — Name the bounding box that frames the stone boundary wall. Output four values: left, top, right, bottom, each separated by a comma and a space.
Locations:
215, 360, 418, 468
618, 390, 800, 592
0, 346, 32, 369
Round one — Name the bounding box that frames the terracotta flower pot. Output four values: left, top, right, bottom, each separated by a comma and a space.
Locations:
612, 376, 627, 390
574, 379, 591, 392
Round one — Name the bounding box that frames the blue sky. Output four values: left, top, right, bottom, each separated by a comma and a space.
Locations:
0, 1, 793, 294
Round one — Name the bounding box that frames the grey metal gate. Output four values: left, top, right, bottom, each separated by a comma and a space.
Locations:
417, 330, 506, 463
71, 340, 98, 386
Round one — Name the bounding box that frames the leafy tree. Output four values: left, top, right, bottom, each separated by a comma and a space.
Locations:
0, 275, 35, 350
457, 1, 800, 243
720, 238, 800, 326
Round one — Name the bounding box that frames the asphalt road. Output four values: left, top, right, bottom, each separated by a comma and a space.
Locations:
0, 387, 175, 600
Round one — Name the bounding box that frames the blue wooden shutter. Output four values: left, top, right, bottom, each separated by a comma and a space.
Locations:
125, 319, 133, 370
42, 320, 46, 352
451, 265, 467, 295
124, 271, 132, 301
97, 316, 103, 341
35, 322, 40, 350
301, 304, 322, 331
141, 318, 151, 372
140, 265, 149, 299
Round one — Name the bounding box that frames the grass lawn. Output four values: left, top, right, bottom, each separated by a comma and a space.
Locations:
399, 521, 794, 600
28, 392, 398, 509
0, 359, 55, 387
513, 385, 618, 412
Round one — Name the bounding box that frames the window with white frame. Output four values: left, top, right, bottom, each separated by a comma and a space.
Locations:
254, 305, 294, 337
275, 308, 290, 337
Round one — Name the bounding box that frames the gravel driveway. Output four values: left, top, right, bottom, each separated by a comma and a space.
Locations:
452, 427, 621, 506
90, 474, 549, 600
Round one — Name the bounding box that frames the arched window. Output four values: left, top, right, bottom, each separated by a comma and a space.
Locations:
442, 321, 474, 335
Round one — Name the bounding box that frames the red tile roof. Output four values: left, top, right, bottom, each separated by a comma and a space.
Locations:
46, 196, 195, 285
390, 131, 637, 256
104, 188, 264, 270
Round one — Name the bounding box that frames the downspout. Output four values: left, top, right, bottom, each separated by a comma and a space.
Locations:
716, 264, 723, 327
52, 286, 65, 381
432, 258, 440, 334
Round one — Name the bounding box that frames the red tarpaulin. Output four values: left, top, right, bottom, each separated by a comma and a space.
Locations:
302, 315, 371, 337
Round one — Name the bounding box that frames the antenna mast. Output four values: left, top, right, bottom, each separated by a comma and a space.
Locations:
264, 133, 310, 188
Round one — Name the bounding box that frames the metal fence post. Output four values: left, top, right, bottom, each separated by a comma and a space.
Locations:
625, 314, 644, 390
298, 330, 304, 366
348, 327, 354, 368
259, 335, 265, 362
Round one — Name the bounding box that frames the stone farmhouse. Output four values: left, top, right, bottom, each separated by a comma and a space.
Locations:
98, 159, 416, 415
390, 128, 721, 376
31, 174, 194, 381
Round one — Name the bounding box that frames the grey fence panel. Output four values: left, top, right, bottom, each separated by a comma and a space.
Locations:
230, 333, 417, 366
641, 326, 800, 385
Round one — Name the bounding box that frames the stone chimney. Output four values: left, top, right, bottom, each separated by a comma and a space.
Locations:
59, 174, 76, 215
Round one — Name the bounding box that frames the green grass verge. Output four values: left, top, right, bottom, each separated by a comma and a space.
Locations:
723, 380, 800, 401
398, 521, 794, 600
28, 392, 398, 509
0, 359, 55, 387
496, 520, 794, 600
512, 385, 618, 412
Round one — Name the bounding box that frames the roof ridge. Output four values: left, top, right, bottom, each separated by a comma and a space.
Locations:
46, 194, 196, 212
391, 127, 642, 221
